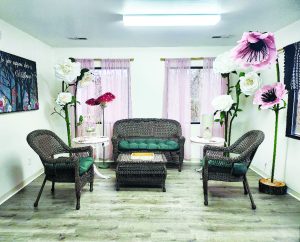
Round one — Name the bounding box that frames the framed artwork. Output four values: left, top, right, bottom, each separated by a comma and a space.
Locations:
0, 50, 38, 114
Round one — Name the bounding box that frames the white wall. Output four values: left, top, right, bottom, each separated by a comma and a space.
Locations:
233, 20, 300, 197
0, 19, 55, 203
53, 46, 231, 159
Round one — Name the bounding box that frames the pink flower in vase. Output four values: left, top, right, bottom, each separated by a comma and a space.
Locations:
232, 31, 277, 70
96, 92, 115, 108
253, 83, 287, 109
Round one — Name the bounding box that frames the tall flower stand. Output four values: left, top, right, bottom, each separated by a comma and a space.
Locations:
258, 104, 287, 195
98, 106, 110, 169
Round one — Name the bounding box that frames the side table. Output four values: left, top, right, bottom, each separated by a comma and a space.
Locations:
73, 136, 110, 179
190, 136, 225, 172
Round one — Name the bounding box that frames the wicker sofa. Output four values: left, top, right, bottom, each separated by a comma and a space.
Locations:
112, 118, 185, 171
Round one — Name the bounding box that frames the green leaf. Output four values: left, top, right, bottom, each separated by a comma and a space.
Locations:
214, 119, 220, 122
239, 72, 245, 77
237, 109, 243, 112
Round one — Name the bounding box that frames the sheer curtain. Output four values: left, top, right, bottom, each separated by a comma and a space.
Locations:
200, 57, 226, 137
163, 58, 191, 160
100, 59, 132, 157
75, 59, 102, 136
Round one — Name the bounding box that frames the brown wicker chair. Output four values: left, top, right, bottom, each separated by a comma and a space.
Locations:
202, 130, 265, 210
27, 129, 94, 210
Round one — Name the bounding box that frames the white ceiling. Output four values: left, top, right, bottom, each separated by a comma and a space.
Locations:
0, 0, 299, 47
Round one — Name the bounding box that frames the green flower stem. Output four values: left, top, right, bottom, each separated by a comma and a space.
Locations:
228, 82, 241, 146
226, 74, 230, 95
224, 112, 228, 145
271, 105, 279, 183
270, 58, 281, 183
64, 105, 72, 147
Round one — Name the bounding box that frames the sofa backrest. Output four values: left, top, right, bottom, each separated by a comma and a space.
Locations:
113, 119, 182, 138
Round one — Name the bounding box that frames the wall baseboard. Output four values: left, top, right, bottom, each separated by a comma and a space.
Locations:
250, 166, 300, 201
0, 169, 44, 206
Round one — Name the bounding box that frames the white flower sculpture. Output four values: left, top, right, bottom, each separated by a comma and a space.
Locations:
240, 71, 261, 96
212, 95, 234, 111
79, 71, 94, 87
213, 51, 239, 74
54, 59, 81, 83
56, 92, 73, 106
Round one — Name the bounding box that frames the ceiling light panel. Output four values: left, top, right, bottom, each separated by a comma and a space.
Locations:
123, 14, 221, 26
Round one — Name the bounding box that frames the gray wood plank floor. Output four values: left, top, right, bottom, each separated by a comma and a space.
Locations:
0, 163, 299, 242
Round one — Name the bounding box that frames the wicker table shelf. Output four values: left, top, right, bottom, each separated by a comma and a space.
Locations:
116, 153, 167, 192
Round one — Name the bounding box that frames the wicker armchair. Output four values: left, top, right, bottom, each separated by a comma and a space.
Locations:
111, 118, 185, 171
27, 130, 94, 210
202, 130, 265, 210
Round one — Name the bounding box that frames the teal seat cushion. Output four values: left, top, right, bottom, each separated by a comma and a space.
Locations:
79, 157, 94, 175
119, 138, 179, 151
202, 159, 248, 176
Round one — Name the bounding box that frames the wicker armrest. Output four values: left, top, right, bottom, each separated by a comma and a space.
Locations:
203, 144, 231, 156
69, 146, 93, 157
45, 156, 78, 164
178, 136, 185, 143
203, 151, 248, 167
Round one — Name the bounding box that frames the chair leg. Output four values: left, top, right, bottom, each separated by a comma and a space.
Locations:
90, 182, 93, 192
243, 180, 248, 195
203, 178, 208, 206
178, 163, 182, 172
244, 176, 256, 210
162, 181, 166, 192
76, 191, 81, 210
34, 177, 47, 208
51, 181, 55, 194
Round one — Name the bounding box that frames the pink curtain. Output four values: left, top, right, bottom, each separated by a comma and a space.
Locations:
75, 59, 100, 136
100, 59, 132, 158
162, 58, 191, 160
200, 57, 226, 137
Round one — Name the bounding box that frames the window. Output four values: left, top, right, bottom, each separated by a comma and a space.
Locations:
191, 66, 202, 124
286, 90, 300, 139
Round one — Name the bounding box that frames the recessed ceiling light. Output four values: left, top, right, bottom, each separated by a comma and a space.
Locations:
123, 14, 221, 26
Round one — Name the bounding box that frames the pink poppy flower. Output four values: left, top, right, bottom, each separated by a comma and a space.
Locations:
85, 98, 97, 106
96, 92, 115, 104
253, 83, 287, 109
232, 32, 277, 70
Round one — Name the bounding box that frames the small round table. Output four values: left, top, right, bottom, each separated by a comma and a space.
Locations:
190, 136, 225, 172
73, 136, 110, 179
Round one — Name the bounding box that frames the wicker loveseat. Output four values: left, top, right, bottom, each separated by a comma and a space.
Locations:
112, 118, 185, 171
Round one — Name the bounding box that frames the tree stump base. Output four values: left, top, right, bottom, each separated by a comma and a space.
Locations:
259, 178, 287, 195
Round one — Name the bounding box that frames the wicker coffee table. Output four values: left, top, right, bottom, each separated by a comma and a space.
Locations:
116, 153, 167, 192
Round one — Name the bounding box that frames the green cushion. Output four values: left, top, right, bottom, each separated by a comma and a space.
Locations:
119, 138, 179, 151
202, 159, 248, 176
79, 157, 94, 175
232, 163, 248, 176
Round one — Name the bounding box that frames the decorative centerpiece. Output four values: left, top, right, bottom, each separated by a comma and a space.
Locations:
232, 31, 287, 195
86, 92, 115, 136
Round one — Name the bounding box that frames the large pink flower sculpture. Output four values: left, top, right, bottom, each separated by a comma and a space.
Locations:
253, 83, 287, 109
232, 31, 277, 70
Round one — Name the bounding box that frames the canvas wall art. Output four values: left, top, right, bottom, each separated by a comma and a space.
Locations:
0, 50, 38, 113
